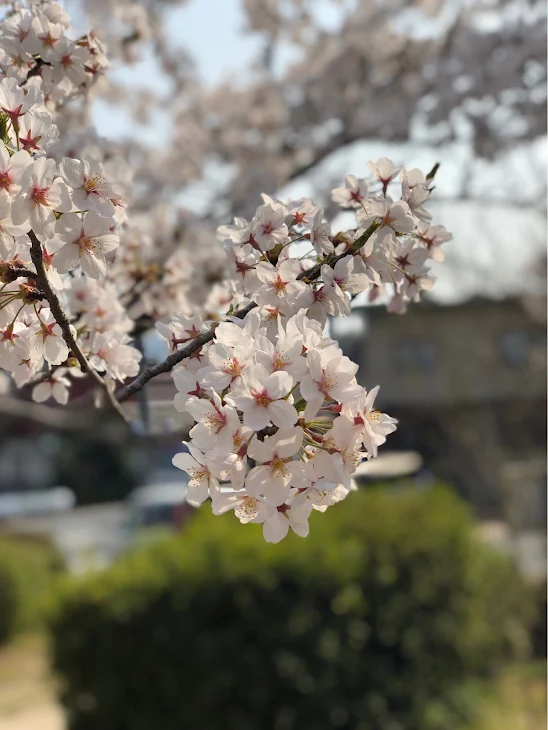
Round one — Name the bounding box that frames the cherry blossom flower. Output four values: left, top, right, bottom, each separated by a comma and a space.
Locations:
0, 77, 42, 124
254, 330, 308, 380
0, 321, 25, 370
172, 445, 219, 506
416, 223, 452, 262
22, 15, 64, 62
0, 144, 32, 196
51, 39, 91, 87
291, 460, 350, 514
310, 209, 333, 255
254, 259, 309, 308
53, 211, 118, 278
32, 368, 71, 405
60, 158, 116, 218
245, 426, 303, 505
199, 340, 253, 391
300, 346, 362, 419
211, 487, 272, 525
343, 386, 398, 458
367, 157, 401, 190
401, 179, 432, 223
359, 197, 415, 238
29, 308, 69, 365
11, 157, 71, 238
0, 190, 30, 257
321, 256, 370, 316
156, 314, 203, 353
14, 111, 59, 154
331, 174, 369, 209
186, 391, 241, 454
88, 332, 141, 381
228, 365, 298, 431
263, 504, 310, 543
250, 202, 289, 251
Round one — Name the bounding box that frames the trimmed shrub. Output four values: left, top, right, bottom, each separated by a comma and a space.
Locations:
49, 486, 534, 730
0, 532, 64, 641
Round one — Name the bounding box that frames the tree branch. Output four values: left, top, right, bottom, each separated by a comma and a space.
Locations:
28, 231, 129, 423
117, 221, 380, 403
116, 302, 256, 403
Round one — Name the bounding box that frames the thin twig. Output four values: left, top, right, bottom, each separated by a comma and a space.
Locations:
117, 221, 380, 403
21, 57, 50, 87
28, 230, 129, 423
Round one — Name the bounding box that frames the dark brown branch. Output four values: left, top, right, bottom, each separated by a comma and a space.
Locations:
116, 301, 256, 403
21, 57, 50, 86
117, 221, 380, 403
29, 231, 89, 373
28, 230, 129, 422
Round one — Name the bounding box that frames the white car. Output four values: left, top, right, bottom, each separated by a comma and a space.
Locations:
118, 478, 191, 553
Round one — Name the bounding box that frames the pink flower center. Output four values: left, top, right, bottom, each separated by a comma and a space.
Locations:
252, 388, 272, 408
39, 321, 56, 341
77, 235, 96, 253
395, 254, 410, 269
2, 103, 23, 121
318, 369, 334, 397
84, 174, 105, 195
205, 406, 227, 433
270, 456, 287, 476
39, 32, 58, 48
32, 186, 49, 206
188, 381, 205, 398
1, 324, 17, 342
272, 353, 288, 371
223, 357, 243, 377
236, 497, 259, 518
20, 131, 42, 152
273, 275, 287, 294
0, 171, 11, 190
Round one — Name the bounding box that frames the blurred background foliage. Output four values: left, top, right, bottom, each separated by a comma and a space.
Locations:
48, 485, 538, 730
0, 533, 65, 644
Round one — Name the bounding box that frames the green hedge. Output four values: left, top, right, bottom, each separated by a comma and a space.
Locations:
49, 486, 534, 730
0, 532, 64, 644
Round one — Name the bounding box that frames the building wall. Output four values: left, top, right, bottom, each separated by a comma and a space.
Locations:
347, 299, 546, 408
332, 298, 547, 521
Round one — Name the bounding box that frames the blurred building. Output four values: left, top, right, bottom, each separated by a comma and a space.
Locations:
332, 296, 547, 525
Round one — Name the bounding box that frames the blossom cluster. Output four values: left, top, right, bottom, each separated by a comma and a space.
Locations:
0, 3, 141, 399
167, 158, 452, 541
0, 2, 453, 543
0, 2, 107, 110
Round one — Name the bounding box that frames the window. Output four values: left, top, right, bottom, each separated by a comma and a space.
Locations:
396, 340, 437, 372
499, 331, 529, 366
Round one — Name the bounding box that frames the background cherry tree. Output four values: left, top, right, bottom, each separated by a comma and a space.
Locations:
0, 0, 544, 542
